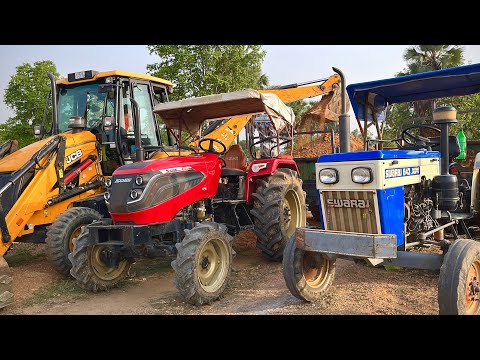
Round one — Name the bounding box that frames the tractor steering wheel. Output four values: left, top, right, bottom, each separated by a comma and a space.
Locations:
198, 138, 227, 155
401, 125, 441, 148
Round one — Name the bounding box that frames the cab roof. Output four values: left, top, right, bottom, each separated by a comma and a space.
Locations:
56, 70, 173, 86
347, 63, 480, 121
154, 89, 295, 135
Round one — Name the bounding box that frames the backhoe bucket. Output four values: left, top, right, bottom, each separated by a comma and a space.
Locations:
0, 256, 13, 309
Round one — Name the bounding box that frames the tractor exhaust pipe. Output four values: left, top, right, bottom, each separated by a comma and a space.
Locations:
332, 67, 350, 153
431, 106, 460, 211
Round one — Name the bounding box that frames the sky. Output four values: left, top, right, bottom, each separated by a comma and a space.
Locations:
1, 45, 479, 131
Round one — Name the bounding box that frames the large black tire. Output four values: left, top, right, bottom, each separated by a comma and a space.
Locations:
171, 222, 232, 306
438, 239, 480, 315
46, 207, 102, 275
0, 256, 13, 309
282, 234, 336, 302
251, 168, 306, 261
68, 227, 134, 292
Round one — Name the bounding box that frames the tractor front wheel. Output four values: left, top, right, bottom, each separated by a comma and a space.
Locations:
171, 222, 232, 306
251, 169, 306, 261
438, 239, 480, 315
46, 207, 102, 275
282, 234, 336, 302
68, 227, 134, 292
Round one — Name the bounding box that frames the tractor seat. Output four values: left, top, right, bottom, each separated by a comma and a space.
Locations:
221, 144, 247, 177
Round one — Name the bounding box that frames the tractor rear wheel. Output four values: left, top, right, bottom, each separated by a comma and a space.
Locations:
46, 207, 102, 275
251, 168, 306, 261
171, 222, 232, 306
68, 227, 134, 292
282, 234, 336, 302
438, 239, 480, 315
0, 256, 13, 309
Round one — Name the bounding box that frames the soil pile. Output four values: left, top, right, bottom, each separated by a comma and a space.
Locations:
294, 133, 365, 158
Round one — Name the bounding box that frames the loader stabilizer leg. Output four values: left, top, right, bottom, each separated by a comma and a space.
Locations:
0, 256, 13, 309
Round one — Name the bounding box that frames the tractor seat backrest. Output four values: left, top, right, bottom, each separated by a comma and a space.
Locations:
430, 135, 460, 160
223, 144, 247, 171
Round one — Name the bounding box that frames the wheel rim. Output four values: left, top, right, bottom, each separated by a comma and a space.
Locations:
69, 226, 83, 252
465, 259, 480, 315
90, 245, 129, 281
302, 251, 329, 288
197, 237, 230, 293
282, 189, 302, 238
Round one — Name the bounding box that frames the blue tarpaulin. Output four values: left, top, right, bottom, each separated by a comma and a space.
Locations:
347, 63, 480, 122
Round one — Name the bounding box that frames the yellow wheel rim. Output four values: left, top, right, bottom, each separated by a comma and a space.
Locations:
69, 226, 83, 252
197, 237, 229, 293
302, 252, 329, 288
90, 245, 129, 281
282, 189, 303, 238
465, 259, 480, 315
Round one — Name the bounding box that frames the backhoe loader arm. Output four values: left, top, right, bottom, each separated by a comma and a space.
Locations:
189, 74, 342, 150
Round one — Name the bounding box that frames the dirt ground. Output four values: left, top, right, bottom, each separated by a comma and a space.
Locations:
0, 214, 440, 316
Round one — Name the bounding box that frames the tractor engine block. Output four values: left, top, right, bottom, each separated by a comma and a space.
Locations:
404, 181, 439, 242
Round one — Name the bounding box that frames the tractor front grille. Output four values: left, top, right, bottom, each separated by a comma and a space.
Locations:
321, 190, 379, 233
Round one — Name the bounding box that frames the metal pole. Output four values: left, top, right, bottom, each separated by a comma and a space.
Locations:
332, 67, 350, 153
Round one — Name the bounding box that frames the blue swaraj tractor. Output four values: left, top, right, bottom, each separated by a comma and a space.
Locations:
282, 63, 480, 315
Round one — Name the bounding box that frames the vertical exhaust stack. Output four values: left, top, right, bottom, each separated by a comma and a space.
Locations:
332, 67, 350, 153
431, 106, 459, 211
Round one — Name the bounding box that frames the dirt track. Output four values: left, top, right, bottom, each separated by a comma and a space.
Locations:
0, 215, 441, 315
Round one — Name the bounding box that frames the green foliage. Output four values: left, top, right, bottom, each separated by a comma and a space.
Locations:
20, 278, 89, 307
397, 45, 464, 75
444, 93, 480, 140
289, 99, 311, 119
146, 45, 267, 100
5, 247, 45, 267
384, 45, 468, 138
1, 60, 59, 147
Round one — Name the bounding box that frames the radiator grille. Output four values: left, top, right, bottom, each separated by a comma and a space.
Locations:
321, 191, 379, 233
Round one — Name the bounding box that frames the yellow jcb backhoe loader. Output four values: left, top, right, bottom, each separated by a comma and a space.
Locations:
0, 69, 174, 308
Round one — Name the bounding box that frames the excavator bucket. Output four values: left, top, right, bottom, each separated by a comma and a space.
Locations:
0, 256, 13, 309
295, 85, 350, 148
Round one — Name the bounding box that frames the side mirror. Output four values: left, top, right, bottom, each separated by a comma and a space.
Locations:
103, 116, 115, 131
34, 124, 45, 139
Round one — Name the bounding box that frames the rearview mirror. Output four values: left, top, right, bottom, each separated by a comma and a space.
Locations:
34, 124, 45, 139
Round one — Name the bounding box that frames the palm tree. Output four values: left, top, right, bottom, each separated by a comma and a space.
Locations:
396, 45, 465, 136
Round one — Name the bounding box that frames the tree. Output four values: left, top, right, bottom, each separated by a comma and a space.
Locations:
385, 45, 465, 140
1, 60, 59, 147
396, 45, 464, 119
146, 45, 267, 101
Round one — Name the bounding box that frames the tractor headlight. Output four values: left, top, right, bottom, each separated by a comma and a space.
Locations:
105, 178, 112, 187
104, 191, 110, 202
319, 168, 338, 184
130, 189, 143, 200
351, 167, 373, 184
135, 176, 143, 186
251, 163, 269, 173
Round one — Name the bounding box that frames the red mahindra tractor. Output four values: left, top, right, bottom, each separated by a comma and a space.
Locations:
68, 89, 306, 305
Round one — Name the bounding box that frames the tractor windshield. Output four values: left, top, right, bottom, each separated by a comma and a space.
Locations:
57, 83, 115, 133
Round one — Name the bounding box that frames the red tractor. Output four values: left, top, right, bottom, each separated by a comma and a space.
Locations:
68, 89, 306, 305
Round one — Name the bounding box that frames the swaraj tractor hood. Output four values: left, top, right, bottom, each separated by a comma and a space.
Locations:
347, 63, 480, 123
154, 89, 295, 134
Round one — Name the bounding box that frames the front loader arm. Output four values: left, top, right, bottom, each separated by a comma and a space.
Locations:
188, 74, 342, 151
